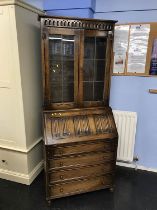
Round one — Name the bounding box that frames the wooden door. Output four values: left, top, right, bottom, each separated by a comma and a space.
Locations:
42, 27, 79, 110
78, 30, 113, 107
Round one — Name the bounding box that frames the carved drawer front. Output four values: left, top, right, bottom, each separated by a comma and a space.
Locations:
49, 162, 114, 183
47, 141, 114, 157
48, 151, 115, 169
49, 175, 112, 197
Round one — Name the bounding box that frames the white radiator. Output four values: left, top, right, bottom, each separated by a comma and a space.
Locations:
113, 110, 137, 163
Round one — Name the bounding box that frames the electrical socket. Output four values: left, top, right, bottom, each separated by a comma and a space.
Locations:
1, 160, 7, 165
133, 156, 139, 162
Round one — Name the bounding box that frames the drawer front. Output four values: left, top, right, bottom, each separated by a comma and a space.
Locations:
47, 141, 114, 157
49, 162, 114, 183
48, 151, 115, 169
49, 175, 112, 197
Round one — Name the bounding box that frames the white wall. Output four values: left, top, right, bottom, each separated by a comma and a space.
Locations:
0, 5, 26, 150
94, 0, 157, 171
22, 0, 44, 10
0, 3, 44, 185
15, 5, 43, 148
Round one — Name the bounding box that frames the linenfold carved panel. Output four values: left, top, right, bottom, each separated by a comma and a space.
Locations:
43, 108, 117, 144
94, 114, 114, 134
73, 116, 91, 136
49, 117, 71, 138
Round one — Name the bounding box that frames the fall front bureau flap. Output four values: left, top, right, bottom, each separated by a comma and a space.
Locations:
43, 107, 118, 145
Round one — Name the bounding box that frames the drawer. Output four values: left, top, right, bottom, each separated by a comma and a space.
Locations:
48, 151, 115, 169
49, 162, 114, 183
49, 174, 112, 198
47, 141, 114, 157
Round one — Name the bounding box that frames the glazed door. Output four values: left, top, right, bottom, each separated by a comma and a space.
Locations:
43, 28, 79, 109
79, 30, 112, 107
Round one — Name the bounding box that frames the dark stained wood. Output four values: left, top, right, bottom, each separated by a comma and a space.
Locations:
39, 15, 118, 23
104, 32, 113, 105
78, 29, 84, 106
48, 151, 115, 169
39, 15, 117, 31
74, 30, 80, 105
40, 15, 118, 205
149, 89, 157, 94
49, 162, 114, 183
49, 174, 113, 199
42, 28, 50, 105
47, 140, 115, 157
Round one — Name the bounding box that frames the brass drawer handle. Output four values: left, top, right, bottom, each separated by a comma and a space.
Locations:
58, 150, 63, 155
102, 179, 106, 185
60, 162, 63, 167
47, 151, 53, 156
60, 175, 64, 179
60, 188, 64, 192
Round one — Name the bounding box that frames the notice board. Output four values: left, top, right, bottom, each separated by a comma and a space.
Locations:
112, 22, 157, 76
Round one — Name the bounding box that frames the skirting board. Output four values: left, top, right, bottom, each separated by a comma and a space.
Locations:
0, 138, 43, 185
0, 160, 44, 185
116, 161, 157, 174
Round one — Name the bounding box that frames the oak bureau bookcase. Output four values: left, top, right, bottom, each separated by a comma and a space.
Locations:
39, 15, 118, 205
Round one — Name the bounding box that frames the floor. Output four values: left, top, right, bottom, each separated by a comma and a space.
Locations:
0, 166, 157, 210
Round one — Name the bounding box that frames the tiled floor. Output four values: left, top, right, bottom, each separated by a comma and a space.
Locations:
0, 166, 157, 210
